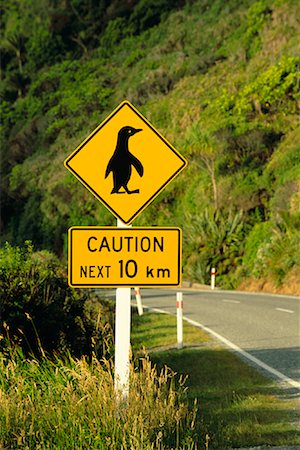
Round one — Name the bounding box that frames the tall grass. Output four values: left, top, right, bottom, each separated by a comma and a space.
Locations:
0, 348, 198, 449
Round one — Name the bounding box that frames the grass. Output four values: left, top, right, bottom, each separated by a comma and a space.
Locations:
131, 310, 300, 449
132, 310, 211, 351
0, 348, 197, 449
1, 308, 299, 449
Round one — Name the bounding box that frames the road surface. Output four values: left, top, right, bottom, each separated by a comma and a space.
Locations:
132, 288, 300, 390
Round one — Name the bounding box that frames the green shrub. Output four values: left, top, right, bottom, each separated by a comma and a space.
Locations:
0, 242, 113, 358
242, 221, 272, 276
244, 0, 271, 58
216, 56, 299, 125
243, 213, 300, 284
184, 209, 247, 285
258, 213, 300, 284
129, 0, 185, 35
26, 27, 64, 72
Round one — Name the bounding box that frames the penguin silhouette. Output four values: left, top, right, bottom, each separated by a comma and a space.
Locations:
105, 126, 143, 194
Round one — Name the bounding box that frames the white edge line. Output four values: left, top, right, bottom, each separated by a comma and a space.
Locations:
222, 299, 240, 304
160, 287, 300, 300
142, 304, 300, 391
276, 307, 294, 314
206, 289, 300, 301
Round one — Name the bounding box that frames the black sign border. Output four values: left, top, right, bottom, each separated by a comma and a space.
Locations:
64, 101, 187, 224
69, 226, 182, 288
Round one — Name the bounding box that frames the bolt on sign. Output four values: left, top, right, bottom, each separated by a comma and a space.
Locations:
64, 101, 187, 224
68, 227, 181, 287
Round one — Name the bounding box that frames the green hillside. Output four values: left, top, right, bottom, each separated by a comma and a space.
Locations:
1, 0, 300, 293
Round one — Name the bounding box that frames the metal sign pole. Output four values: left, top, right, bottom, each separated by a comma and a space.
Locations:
114, 219, 132, 401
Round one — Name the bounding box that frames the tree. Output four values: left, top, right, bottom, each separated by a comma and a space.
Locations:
186, 125, 222, 210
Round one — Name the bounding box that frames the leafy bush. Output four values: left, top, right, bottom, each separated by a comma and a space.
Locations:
129, 0, 185, 35
244, 0, 272, 58
217, 56, 299, 124
26, 27, 64, 72
184, 209, 247, 286
252, 213, 300, 284
239, 212, 300, 289
242, 221, 272, 276
0, 242, 113, 358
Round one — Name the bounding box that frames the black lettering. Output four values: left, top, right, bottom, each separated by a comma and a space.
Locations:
124, 236, 133, 251
80, 265, 111, 278
119, 259, 137, 278
89, 266, 96, 277
80, 266, 88, 277
157, 268, 170, 278
146, 266, 154, 277
126, 260, 137, 278
154, 237, 164, 252
112, 237, 122, 252
141, 237, 151, 252
87, 236, 97, 252
99, 237, 110, 252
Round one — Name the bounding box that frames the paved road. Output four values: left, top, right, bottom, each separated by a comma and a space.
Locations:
134, 288, 300, 389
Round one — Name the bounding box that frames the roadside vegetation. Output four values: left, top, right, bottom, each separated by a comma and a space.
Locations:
1, 301, 299, 449
0, 349, 198, 449
1, 0, 299, 293
0, 242, 113, 358
0, 245, 197, 448
133, 311, 300, 448
0, 1, 299, 446
0, 242, 299, 447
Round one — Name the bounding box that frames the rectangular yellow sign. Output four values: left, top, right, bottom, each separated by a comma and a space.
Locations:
68, 227, 182, 287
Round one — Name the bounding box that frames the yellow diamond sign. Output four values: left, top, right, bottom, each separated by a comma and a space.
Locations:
64, 101, 187, 224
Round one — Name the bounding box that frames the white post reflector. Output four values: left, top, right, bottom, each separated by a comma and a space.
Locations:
177, 292, 183, 349
114, 219, 132, 401
211, 267, 216, 290
134, 287, 143, 316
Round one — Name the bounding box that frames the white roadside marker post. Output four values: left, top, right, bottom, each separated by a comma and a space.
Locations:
114, 219, 132, 401
211, 267, 216, 290
134, 287, 143, 316
177, 292, 183, 349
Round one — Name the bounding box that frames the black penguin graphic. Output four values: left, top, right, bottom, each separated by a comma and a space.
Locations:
105, 126, 143, 194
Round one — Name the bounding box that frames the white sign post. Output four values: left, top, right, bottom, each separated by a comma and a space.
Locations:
114, 219, 131, 400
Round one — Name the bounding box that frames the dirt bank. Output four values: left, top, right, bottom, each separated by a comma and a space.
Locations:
238, 267, 300, 296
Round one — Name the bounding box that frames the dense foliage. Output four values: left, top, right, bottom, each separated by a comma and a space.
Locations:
0, 352, 197, 449
1, 0, 299, 292
0, 242, 113, 357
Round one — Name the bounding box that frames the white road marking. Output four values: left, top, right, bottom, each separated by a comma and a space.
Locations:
275, 307, 294, 314
143, 305, 300, 391
146, 307, 173, 316
184, 318, 300, 390
220, 289, 300, 300
223, 299, 240, 304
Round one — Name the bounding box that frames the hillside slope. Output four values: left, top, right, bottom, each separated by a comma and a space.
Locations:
1, 0, 299, 292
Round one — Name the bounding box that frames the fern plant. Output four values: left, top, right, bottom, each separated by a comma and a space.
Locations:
184, 209, 247, 285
